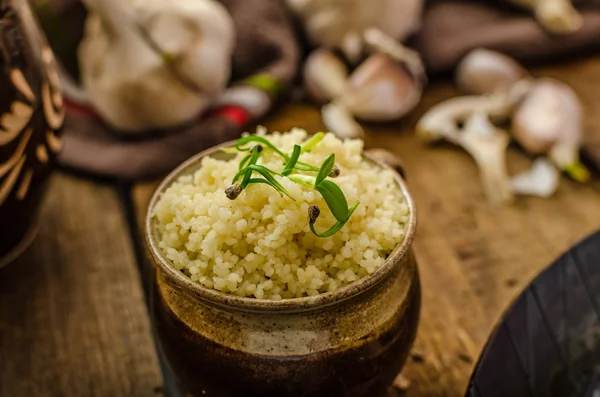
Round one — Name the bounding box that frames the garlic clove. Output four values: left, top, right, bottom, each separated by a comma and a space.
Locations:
303, 49, 349, 104
511, 157, 559, 198
534, 0, 583, 34
455, 49, 530, 95
321, 100, 364, 139
362, 27, 425, 83
340, 53, 422, 122
511, 77, 589, 181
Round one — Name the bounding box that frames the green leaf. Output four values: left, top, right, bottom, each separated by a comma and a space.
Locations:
300, 132, 325, 153
310, 201, 360, 238
238, 154, 251, 171
282, 145, 301, 176
239, 146, 262, 187
235, 136, 288, 159
316, 179, 348, 222
316, 154, 335, 186
233, 168, 248, 184
294, 161, 321, 172
248, 165, 294, 200
288, 174, 317, 188
221, 147, 240, 154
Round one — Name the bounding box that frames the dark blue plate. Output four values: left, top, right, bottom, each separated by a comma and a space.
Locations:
466, 230, 600, 397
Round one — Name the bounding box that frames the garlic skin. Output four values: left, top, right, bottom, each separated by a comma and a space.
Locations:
78, 0, 235, 133
511, 158, 559, 198
511, 77, 589, 181
416, 79, 533, 143
459, 112, 514, 204
509, 0, 582, 34
303, 49, 349, 104
341, 53, 422, 121
455, 49, 530, 95
286, 0, 423, 64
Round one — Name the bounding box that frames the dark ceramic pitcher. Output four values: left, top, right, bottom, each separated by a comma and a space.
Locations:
0, 0, 64, 268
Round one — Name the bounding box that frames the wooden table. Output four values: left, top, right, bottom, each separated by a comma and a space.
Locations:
3, 55, 600, 397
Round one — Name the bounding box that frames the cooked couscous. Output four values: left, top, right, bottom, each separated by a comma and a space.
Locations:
152, 128, 410, 299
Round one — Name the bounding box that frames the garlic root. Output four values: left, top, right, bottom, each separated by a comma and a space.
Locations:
511, 158, 559, 198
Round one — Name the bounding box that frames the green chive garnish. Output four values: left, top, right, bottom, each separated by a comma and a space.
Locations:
224, 133, 359, 237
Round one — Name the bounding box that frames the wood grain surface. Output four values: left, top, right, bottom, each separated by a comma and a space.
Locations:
0, 173, 162, 397
133, 55, 600, 397
3, 55, 600, 397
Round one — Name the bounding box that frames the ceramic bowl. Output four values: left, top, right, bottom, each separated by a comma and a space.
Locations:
146, 143, 420, 397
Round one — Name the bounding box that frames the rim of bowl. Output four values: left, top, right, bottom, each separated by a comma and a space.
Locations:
145, 140, 418, 313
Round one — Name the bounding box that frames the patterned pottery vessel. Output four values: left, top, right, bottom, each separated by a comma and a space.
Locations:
0, 0, 64, 268
146, 144, 420, 397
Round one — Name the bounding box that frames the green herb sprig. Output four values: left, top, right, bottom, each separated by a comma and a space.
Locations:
223, 133, 359, 237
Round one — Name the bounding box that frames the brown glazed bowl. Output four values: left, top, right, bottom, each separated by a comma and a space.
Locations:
0, 0, 64, 268
146, 144, 420, 397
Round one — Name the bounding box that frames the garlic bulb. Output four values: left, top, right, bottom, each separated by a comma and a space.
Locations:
78, 0, 235, 133
511, 77, 589, 181
455, 49, 530, 95
509, 0, 582, 34
286, 0, 423, 64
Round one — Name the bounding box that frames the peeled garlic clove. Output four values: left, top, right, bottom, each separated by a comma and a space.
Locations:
340, 53, 422, 122
455, 49, 530, 95
303, 49, 349, 104
511, 158, 559, 198
511, 77, 588, 181
322, 100, 364, 139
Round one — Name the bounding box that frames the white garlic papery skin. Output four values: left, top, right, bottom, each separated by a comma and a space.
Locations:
286, 0, 423, 63
78, 0, 235, 133
321, 100, 365, 139
341, 53, 422, 121
511, 158, 559, 198
460, 112, 514, 204
455, 49, 530, 95
303, 49, 349, 104
511, 78, 587, 179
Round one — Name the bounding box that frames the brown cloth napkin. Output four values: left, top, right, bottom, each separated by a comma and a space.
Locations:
418, 0, 600, 73
38, 0, 300, 180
